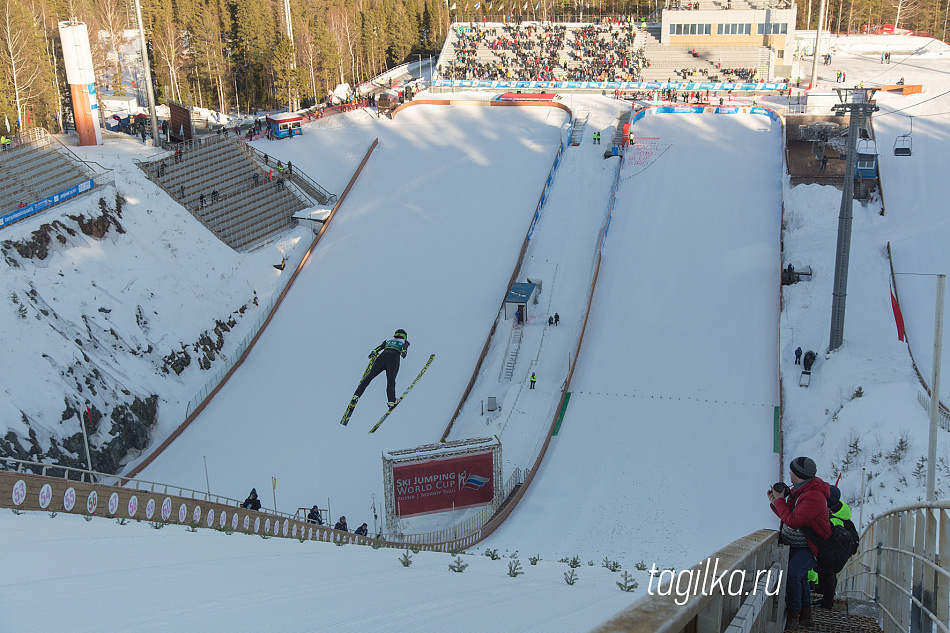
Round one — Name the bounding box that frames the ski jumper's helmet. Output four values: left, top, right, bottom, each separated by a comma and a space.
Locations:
394, 329, 407, 340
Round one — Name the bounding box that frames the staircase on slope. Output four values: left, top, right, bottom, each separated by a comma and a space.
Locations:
500, 325, 524, 381
570, 111, 590, 146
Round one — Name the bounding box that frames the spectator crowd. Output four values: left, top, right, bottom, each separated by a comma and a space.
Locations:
439, 22, 649, 82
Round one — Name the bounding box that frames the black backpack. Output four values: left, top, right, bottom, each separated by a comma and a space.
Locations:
802, 519, 859, 573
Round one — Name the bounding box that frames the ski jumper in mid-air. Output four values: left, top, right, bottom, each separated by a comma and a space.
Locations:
351, 329, 410, 410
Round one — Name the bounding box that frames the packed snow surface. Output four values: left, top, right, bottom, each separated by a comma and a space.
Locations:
5, 32, 950, 633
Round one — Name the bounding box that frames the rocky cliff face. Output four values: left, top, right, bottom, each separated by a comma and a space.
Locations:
0, 193, 261, 475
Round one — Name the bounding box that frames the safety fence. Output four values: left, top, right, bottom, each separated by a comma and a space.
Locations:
240, 143, 336, 206
839, 500, 950, 633
124, 139, 380, 481
0, 466, 375, 546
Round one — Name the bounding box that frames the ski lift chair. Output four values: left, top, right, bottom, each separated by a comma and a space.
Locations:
894, 117, 913, 156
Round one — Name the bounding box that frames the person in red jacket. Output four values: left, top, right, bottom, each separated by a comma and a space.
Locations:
768, 456, 832, 631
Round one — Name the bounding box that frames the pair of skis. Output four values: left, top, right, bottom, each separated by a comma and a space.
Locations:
340, 354, 435, 433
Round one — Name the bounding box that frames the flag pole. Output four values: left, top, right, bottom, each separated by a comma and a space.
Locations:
926, 274, 945, 502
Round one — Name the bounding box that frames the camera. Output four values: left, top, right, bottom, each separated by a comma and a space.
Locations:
772, 482, 790, 496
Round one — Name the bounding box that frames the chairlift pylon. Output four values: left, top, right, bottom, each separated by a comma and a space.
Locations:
894, 116, 913, 156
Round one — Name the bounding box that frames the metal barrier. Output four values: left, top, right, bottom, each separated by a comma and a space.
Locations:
588, 529, 787, 633
839, 500, 950, 633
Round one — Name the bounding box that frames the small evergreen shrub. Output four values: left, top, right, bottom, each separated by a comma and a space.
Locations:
564, 569, 579, 585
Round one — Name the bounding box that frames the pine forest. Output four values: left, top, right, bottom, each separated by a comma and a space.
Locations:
0, 0, 945, 136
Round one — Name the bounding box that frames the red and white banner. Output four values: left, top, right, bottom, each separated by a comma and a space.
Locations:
393, 452, 494, 517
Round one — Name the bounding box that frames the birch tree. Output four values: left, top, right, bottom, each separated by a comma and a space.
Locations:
0, 0, 48, 129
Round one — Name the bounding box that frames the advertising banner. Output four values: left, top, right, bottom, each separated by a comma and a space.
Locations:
393, 451, 494, 517
433, 80, 788, 92
0, 179, 94, 229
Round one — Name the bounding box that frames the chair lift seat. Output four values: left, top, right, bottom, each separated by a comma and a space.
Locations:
893, 136, 912, 156
894, 117, 913, 156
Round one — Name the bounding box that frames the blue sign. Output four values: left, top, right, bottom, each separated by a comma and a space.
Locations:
434, 79, 787, 91
0, 179, 95, 229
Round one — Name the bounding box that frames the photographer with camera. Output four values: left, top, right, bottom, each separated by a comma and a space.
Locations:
767, 457, 832, 631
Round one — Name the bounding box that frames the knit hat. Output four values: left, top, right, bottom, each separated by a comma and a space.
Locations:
250, 488, 257, 495
828, 485, 841, 505
789, 456, 817, 480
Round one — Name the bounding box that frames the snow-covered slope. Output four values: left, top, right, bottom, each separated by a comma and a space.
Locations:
6, 33, 950, 633
133, 104, 570, 520
483, 111, 783, 569
0, 134, 312, 473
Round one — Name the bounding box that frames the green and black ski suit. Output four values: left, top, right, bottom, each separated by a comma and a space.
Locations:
354, 337, 410, 403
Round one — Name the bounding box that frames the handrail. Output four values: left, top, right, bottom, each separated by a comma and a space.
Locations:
839, 499, 950, 633
588, 529, 786, 633
241, 143, 336, 205
0, 469, 376, 547
0, 456, 301, 518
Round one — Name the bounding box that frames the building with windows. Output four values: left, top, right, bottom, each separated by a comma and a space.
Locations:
660, 1, 797, 79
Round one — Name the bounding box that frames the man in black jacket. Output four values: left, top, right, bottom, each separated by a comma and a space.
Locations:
241, 488, 261, 511
334, 516, 348, 532
306, 505, 323, 525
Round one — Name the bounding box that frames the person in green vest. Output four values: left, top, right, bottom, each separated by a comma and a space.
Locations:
808, 485, 855, 609
0, 135, 11, 150
530, 372, 537, 389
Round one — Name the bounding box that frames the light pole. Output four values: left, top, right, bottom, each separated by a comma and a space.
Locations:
133, 0, 160, 146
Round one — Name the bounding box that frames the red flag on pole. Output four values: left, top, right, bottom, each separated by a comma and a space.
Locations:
891, 287, 906, 341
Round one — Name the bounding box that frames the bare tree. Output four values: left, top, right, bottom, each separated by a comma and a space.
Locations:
0, 0, 47, 129
152, 10, 183, 102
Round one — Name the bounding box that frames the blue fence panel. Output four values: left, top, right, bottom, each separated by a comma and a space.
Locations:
0, 179, 95, 229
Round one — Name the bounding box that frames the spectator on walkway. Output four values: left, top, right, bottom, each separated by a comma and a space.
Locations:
815, 485, 858, 609
334, 516, 349, 532
253, 173, 260, 186
306, 505, 323, 525
355, 523, 369, 536
768, 457, 831, 631
241, 488, 262, 511
199, 193, 206, 209
211, 189, 219, 203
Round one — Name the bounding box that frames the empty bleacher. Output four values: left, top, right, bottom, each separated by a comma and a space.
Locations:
0, 128, 104, 217
140, 135, 318, 252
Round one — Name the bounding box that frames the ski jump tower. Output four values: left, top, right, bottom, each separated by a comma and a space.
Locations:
58, 19, 102, 146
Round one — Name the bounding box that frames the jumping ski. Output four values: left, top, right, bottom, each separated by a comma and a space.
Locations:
369, 354, 435, 433
340, 352, 378, 426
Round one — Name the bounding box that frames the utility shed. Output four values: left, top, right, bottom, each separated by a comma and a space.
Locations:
504, 282, 538, 322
